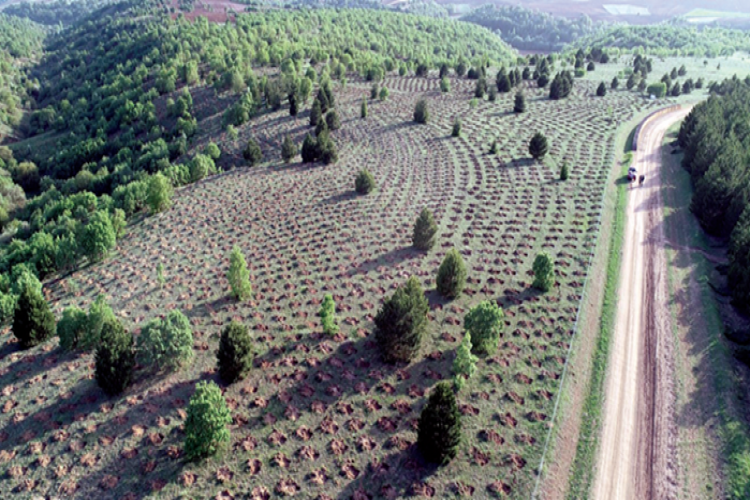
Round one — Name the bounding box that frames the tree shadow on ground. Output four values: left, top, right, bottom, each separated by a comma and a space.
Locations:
347, 247, 420, 277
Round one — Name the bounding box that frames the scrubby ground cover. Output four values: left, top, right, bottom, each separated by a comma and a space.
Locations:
0, 70, 661, 498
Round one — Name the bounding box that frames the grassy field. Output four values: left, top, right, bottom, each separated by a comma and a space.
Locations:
0, 68, 664, 499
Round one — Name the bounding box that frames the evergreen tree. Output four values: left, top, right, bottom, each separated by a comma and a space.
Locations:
522, 67, 531, 80
13, 283, 55, 349
319, 293, 339, 336
80, 211, 116, 262
532, 252, 554, 292
488, 85, 497, 102
451, 119, 461, 138
228, 246, 252, 301
626, 73, 637, 90
325, 110, 341, 131
474, 77, 486, 98
537, 73, 549, 88
611, 76, 619, 90
379, 86, 389, 101
310, 98, 323, 127
217, 321, 254, 384
549, 71, 574, 100
137, 309, 194, 371
317, 130, 338, 165
57, 306, 87, 351
355, 169, 375, 194
417, 382, 461, 464
243, 138, 263, 166
560, 161, 569, 181
671, 82, 681, 97
413, 208, 437, 251
414, 99, 429, 124
514, 91, 526, 113
94, 318, 135, 396
83, 294, 115, 349
370, 83, 379, 100
184, 381, 232, 460
301, 133, 318, 163
489, 141, 498, 154
146, 173, 173, 214
440, 77, 450, 93
361, 97, 368, 118
436, 248, 467, 299
496, 68, 511, 93
597, 82, 607, 97
289, 92, 298, 116
375, 276, 429, 363
281, 135, 297, 163
529, 132, 549, 161
453, 332, 478, 390
464, 300, 504, 354
316, 87, 330, 113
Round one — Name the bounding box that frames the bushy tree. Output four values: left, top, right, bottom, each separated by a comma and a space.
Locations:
146, 173, 173, 214
94, 318, 135, 396
379, 86, 389, 101
596, 82, 607, 97
204, 142, 221, 161
375, 276, 429, 363
13, 283, 55, 349
281, 135, 297, 163
647, 82, 667, 98
549, 71, 574, 100
80, 211, 116, 262
319, 293, 339, 336
57, 306, 87, 351
301, 133, 317, 163
414, 99, 429, 124
228, 246, 252, 301
361, 98, 368, 118
325, 110, 341, 131
137, 310, 194, 371
184, 381, 232, 460
496, 68, 511, 93
310, 98, 323, 127
413, 208, 437, 251
529, 132, 549, 161
451, 119, 461, 138
217, 321, 253, 384
82, 294, 115, 349
355, 169, 375, 194
611, 76, 619, 90
243, 138, 263, 166
453, 332, 478, 390
512, 92, 526, 114
532, 252, 554, 292
440, 77, 450, 93
189, 154, 215, 182
417, 382, 461, 464
474, 78, 486, 98
464, 300, 504, 354
436, 248, 466, 299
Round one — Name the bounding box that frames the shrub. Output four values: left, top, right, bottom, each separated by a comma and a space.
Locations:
532, 252, 554, 292
82, 295, 115, 349
137, 310, 194, 371
611, 76, 619, 90
529, 132, 549, 161
451, 119, 461, 138
597, 82, 607, 97
184, 381, 232, 460
647, 82, 667, 98
243, 138, 263, 166
436, 248, 466, 299
94, 318, 135, 396
417, 382, 461, 464
325, 110, 341, 131
355, 169, 375, 194
204, 142, 221, 160
310, 98, 323, 127
379, 87, 389, 101
375, 276, 429, 363
301, 133, 317, 163
440, 77, 450, 93
319, 294, 339, 336
189, 154, 215, 183
281, 136, 297, 163
228, 246, 252, 301
360, 98, 368, 118
370, 83, 378, 100
560, 161, 569, 181
57, 306, 87, 351
412, 208, 437, 251
464, 300, 504, 354
414, 99, 429, 124
514, 91, 526, 113
217, 321, 253, 384
146, 173, 173, 214
453, 332, 478, 390
13, 283, 56, 349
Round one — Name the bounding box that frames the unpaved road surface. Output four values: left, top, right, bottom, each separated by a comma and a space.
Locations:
592, 108, 691, 500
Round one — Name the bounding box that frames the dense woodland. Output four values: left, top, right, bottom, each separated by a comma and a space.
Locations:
461, 5, 604, 52
679, 78, 750, 314
3, 0, 112, 26
0, 15, 45, 130
0, 0, 516, 321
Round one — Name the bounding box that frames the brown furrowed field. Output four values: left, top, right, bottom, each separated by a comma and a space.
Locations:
0, 72, 660, 499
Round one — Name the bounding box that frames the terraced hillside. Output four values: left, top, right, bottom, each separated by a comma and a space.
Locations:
0, 69, 663, 499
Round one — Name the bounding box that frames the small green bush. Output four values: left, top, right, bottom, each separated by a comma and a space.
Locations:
560, 161, 570, 181
412, 208, 437, 251
57, 306, 87, 351
375, 276, 429, 363
228, 246, 252, 301
243, 138, 263, 166
532, 252, 555, 292
13, 283, 56, 349
464, 300, 504, 354
451, 119, 461, 138
355, 169, 375, 194
436, 248, 467, 299
417, 382, 461, 464
137, 309, 194, 371
319, 294, 339, 336
453, 332, 478, 390
217, 321, 254, 384
414, 99, 429, 124
82, 295, 115, 349
184, 381, 232, 460
94, 318, 135, 396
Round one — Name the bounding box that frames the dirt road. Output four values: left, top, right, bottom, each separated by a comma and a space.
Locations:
592, 108, 691, 500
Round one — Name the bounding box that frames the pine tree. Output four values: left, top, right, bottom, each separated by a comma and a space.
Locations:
319, 294, 339, 336
375, 276, 429, 363
489, 141, 498, 154
611, 76, 619, 90
137, 310, 194, 371
325, 110, 341, 131
436, 248, 467, 299
94, 318, 135, 396
281, 135, 297, 163
474, 78, 486, 98
288, 92, 298, 116
496, 68, 511, 93
301, 133, 318, 163
464, 300, 504, 354
13, 283, 55, 349
514, 91, 526, 113
414, 99, 429, 124
379, 86, 389, 101
228, 246, 252, 301
146, 173, 173, 214
626, 73, 637, 90
529, 132, 549, 161
310, 98, 322, 127
440, 77, 450, 93
217, 321, 254, 384
355, 169, 375, 194
532, 252, 554, 292
488, 85, 497, 102
417, 382, 461, 464
451, 119, 461, 138
453, 332, 478, 390
243, 138, 263, 166
184, 381, 232, 460
560, 161, 569, 181
57, 306, 87, 351
412, 208, 437, 251
360, 97, 368, 118
596, 82, 607, 97
80, 211, 116, 262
